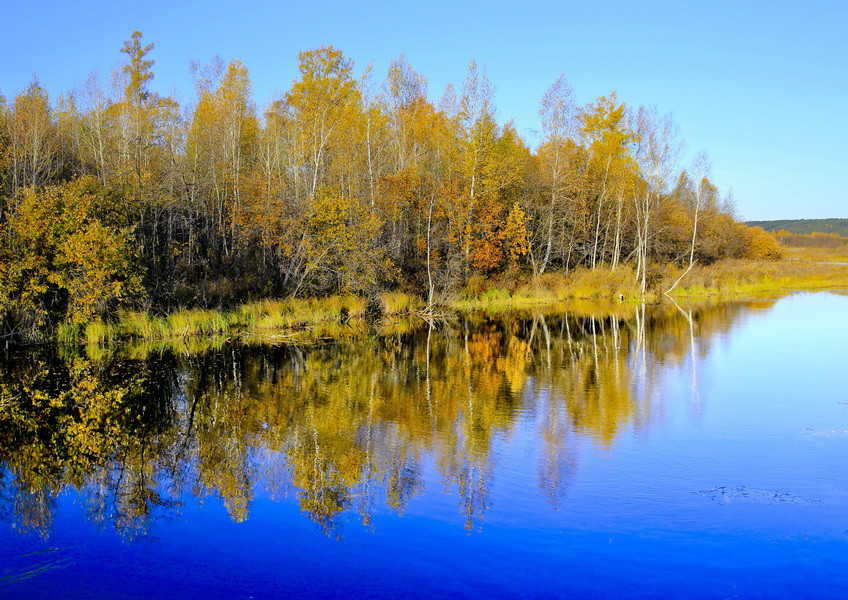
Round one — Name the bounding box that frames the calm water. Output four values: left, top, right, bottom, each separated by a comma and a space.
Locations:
1, 292, 847, 599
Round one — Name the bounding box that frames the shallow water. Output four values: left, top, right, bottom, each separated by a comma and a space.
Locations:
1, 292, 847, 598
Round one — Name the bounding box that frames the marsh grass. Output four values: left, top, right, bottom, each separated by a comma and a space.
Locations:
557, 267, 643, 300
71, 294, 375, 345
451, 259, 848, 312
664, 259, 848, 299
378, 292, 425, 316
56, 322, 81, 345
84, 319, 118, 345
165, 309, 230, 337
61, 255, 848, 346
452, 266, 646, 312
235, 295, 367, 330
785, 246, 848, 264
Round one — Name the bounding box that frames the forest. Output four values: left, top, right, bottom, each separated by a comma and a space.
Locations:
0, 32, 784, 339
747, 219, 848, 237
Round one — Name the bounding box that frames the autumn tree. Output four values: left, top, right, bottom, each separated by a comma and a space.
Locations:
283, 46, 362, 199
687, 151, 711, 267
534, 74, 578, 275
631, 106, 681, 293
578, 92, 634, 269
0, 177, 142, 336
5, 77, 55, 196
188, 59, 258, 262
109, 32, 180, 299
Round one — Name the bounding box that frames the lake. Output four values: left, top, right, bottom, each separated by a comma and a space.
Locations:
1, 292, 847, 598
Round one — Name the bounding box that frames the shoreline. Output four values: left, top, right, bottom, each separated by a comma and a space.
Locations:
47, 255, 848, 348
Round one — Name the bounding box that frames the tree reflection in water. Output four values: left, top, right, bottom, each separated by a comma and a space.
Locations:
0, 300, 769, 539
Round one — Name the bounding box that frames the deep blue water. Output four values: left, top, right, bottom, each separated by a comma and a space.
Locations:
1, 292, 847, 598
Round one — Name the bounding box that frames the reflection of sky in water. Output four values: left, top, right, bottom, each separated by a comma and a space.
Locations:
1, 292, 847, 598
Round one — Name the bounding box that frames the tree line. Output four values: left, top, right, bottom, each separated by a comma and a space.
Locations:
748, 219, 848, 237
0, 32, 782, 336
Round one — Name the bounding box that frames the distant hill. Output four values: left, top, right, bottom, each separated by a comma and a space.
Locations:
746, 219, 848, 236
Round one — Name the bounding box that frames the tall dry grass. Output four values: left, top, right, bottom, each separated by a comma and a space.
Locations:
59, 255, 848, 345
71, 295, 375, 345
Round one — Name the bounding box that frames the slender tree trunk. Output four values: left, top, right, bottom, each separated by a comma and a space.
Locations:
426, 196, 435, 308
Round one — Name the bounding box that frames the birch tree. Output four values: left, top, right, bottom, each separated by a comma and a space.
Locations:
688, 151, 710, 268
536, 74, 576, 275
632, 106, 681, 294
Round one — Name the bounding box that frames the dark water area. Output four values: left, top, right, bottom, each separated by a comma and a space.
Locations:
1, 292, 847, 598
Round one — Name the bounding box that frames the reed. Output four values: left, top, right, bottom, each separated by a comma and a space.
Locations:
452, 265, 644, 312
84, 319, 118, 345
76, 294, 375, 344
379, 292, 425, 315
56, 322, 81, 345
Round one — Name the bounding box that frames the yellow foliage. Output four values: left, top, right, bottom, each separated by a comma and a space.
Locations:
303, 189, 394, 294
0, 177, 142, 335
744, 226, 785, 260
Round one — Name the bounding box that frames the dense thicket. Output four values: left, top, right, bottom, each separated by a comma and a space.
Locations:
0, 32, 780, 336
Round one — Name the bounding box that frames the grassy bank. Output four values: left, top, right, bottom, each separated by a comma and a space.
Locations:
450, 257, 848, 311
665, 258, 848, 299
59, 292, 431, 346
59, 255, 848, 345
449, 266, 645, 312
60, 295, 364, 345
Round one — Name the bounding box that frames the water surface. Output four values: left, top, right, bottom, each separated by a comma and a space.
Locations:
1, 292, 847, 598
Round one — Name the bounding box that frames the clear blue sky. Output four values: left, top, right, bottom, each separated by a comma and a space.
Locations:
1, 0, 845, 220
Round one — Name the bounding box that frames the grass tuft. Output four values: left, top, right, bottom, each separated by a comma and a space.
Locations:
379, 292, 424, 315
56, 322, 81, 344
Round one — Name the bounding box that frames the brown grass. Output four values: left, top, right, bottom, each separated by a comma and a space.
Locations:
452, 258, 848, 312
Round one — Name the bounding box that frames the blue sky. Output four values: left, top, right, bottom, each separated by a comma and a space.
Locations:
1, 0, 845, 220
